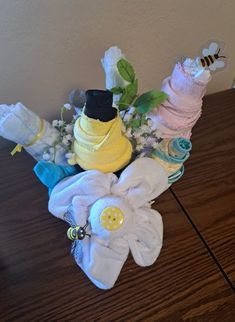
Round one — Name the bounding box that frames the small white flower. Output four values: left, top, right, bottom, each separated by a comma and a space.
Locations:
65, 124, 73, 134
62, 137, 69, 146
133, 131, 141, 139
42, 153, 51, 161
152, 142, 159, 149
52, 120, 59, 127
136, 144, 143, 152
137, 136, 146, 145
63, 103, 72, 110
66, 134, 72, 141
140, 125, 149, 133
58, 120, 65, 127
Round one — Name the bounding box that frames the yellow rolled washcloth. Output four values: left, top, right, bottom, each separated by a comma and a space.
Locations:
68, 113, 133, 173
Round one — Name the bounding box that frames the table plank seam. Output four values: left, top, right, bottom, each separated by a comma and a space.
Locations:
170, 187, 235, 293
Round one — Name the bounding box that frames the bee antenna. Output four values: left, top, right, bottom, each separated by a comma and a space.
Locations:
83, 221, 89, 229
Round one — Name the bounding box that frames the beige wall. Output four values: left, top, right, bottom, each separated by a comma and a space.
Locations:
0, 0, 234, 122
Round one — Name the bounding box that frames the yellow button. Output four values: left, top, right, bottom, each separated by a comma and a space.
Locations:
100, 207, 124, 231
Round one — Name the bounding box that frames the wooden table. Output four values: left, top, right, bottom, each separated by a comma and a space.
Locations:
0, 89, 235, 321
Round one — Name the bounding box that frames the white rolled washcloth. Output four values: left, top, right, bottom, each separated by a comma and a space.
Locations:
101, 46, 129, 106
48, 157, 169, 289
0, 102, 68, 165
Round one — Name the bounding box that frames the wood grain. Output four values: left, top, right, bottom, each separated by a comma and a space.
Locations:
171, 89, 235, 288
0, 144, 235, 321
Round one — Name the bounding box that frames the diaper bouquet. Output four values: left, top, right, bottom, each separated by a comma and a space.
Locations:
0, 43, 226, 289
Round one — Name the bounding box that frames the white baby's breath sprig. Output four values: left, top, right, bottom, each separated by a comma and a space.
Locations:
43, 101, 78, 163
63, 103, 72, 110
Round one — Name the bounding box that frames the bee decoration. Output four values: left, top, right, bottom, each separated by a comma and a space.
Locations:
67, 222, 90, 241
63, 210, 90, 263
197, 42, 226, 71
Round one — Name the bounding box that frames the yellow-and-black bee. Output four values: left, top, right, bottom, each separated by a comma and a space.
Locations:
197, 42, 226, 71
67, 222, 90, 241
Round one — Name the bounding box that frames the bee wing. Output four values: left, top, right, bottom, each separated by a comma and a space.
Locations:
208, 42, 219, 55
202, 48, 210, 56
209, 62, 218, 71
214, 60, 225, 69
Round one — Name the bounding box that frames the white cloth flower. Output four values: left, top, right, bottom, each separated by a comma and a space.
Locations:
49, 158, 169, 289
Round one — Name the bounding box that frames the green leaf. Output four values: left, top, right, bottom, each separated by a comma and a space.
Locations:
110, 87, 124, 94
134, 90, 168, 114
118, 79, 138, 110
129, 118, 141, 129
117, 58, 135, 83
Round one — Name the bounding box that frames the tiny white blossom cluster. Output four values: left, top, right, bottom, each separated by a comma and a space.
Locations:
120, 107, 161, 157
42, 103, 77, 163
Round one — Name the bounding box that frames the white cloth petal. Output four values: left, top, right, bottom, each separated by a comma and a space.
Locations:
78, 237, 129, 289
112, 157, 169, 208
128, 208, 163, 267
49, 170, 117, 220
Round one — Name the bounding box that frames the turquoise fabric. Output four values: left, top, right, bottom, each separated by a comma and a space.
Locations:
168, 138, 192, 159
34, 161, 78, 194
168, 165, 185, 184
153, 138, 191, 165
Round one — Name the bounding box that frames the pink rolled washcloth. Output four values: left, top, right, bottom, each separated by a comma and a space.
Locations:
149, 61, 211, 139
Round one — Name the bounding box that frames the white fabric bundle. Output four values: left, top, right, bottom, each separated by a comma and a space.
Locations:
49, 157, 169, 289
0, 102, 68, 164
101, 46, 129, 105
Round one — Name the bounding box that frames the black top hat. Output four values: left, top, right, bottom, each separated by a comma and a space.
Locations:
84, 89, 117, 122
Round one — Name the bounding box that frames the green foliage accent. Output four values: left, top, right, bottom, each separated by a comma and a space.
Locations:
110, 87, 124, 94
117, 59, 135, 83
134, 90, 168, 114
129, 118, 141, 129
118, 79, 138, 110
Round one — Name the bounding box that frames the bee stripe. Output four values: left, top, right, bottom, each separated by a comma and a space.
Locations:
200, 58, 205, 67
204, 56, 210, 67
208, 55, 214, 64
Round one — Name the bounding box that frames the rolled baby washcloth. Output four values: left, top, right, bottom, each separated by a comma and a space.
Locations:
68, 89, 132, 173
152, 137, 192, 183
0, 102, 68, 164
68, 113, 133, 173
101, 46, 129, 106
148, 60, 211, 139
